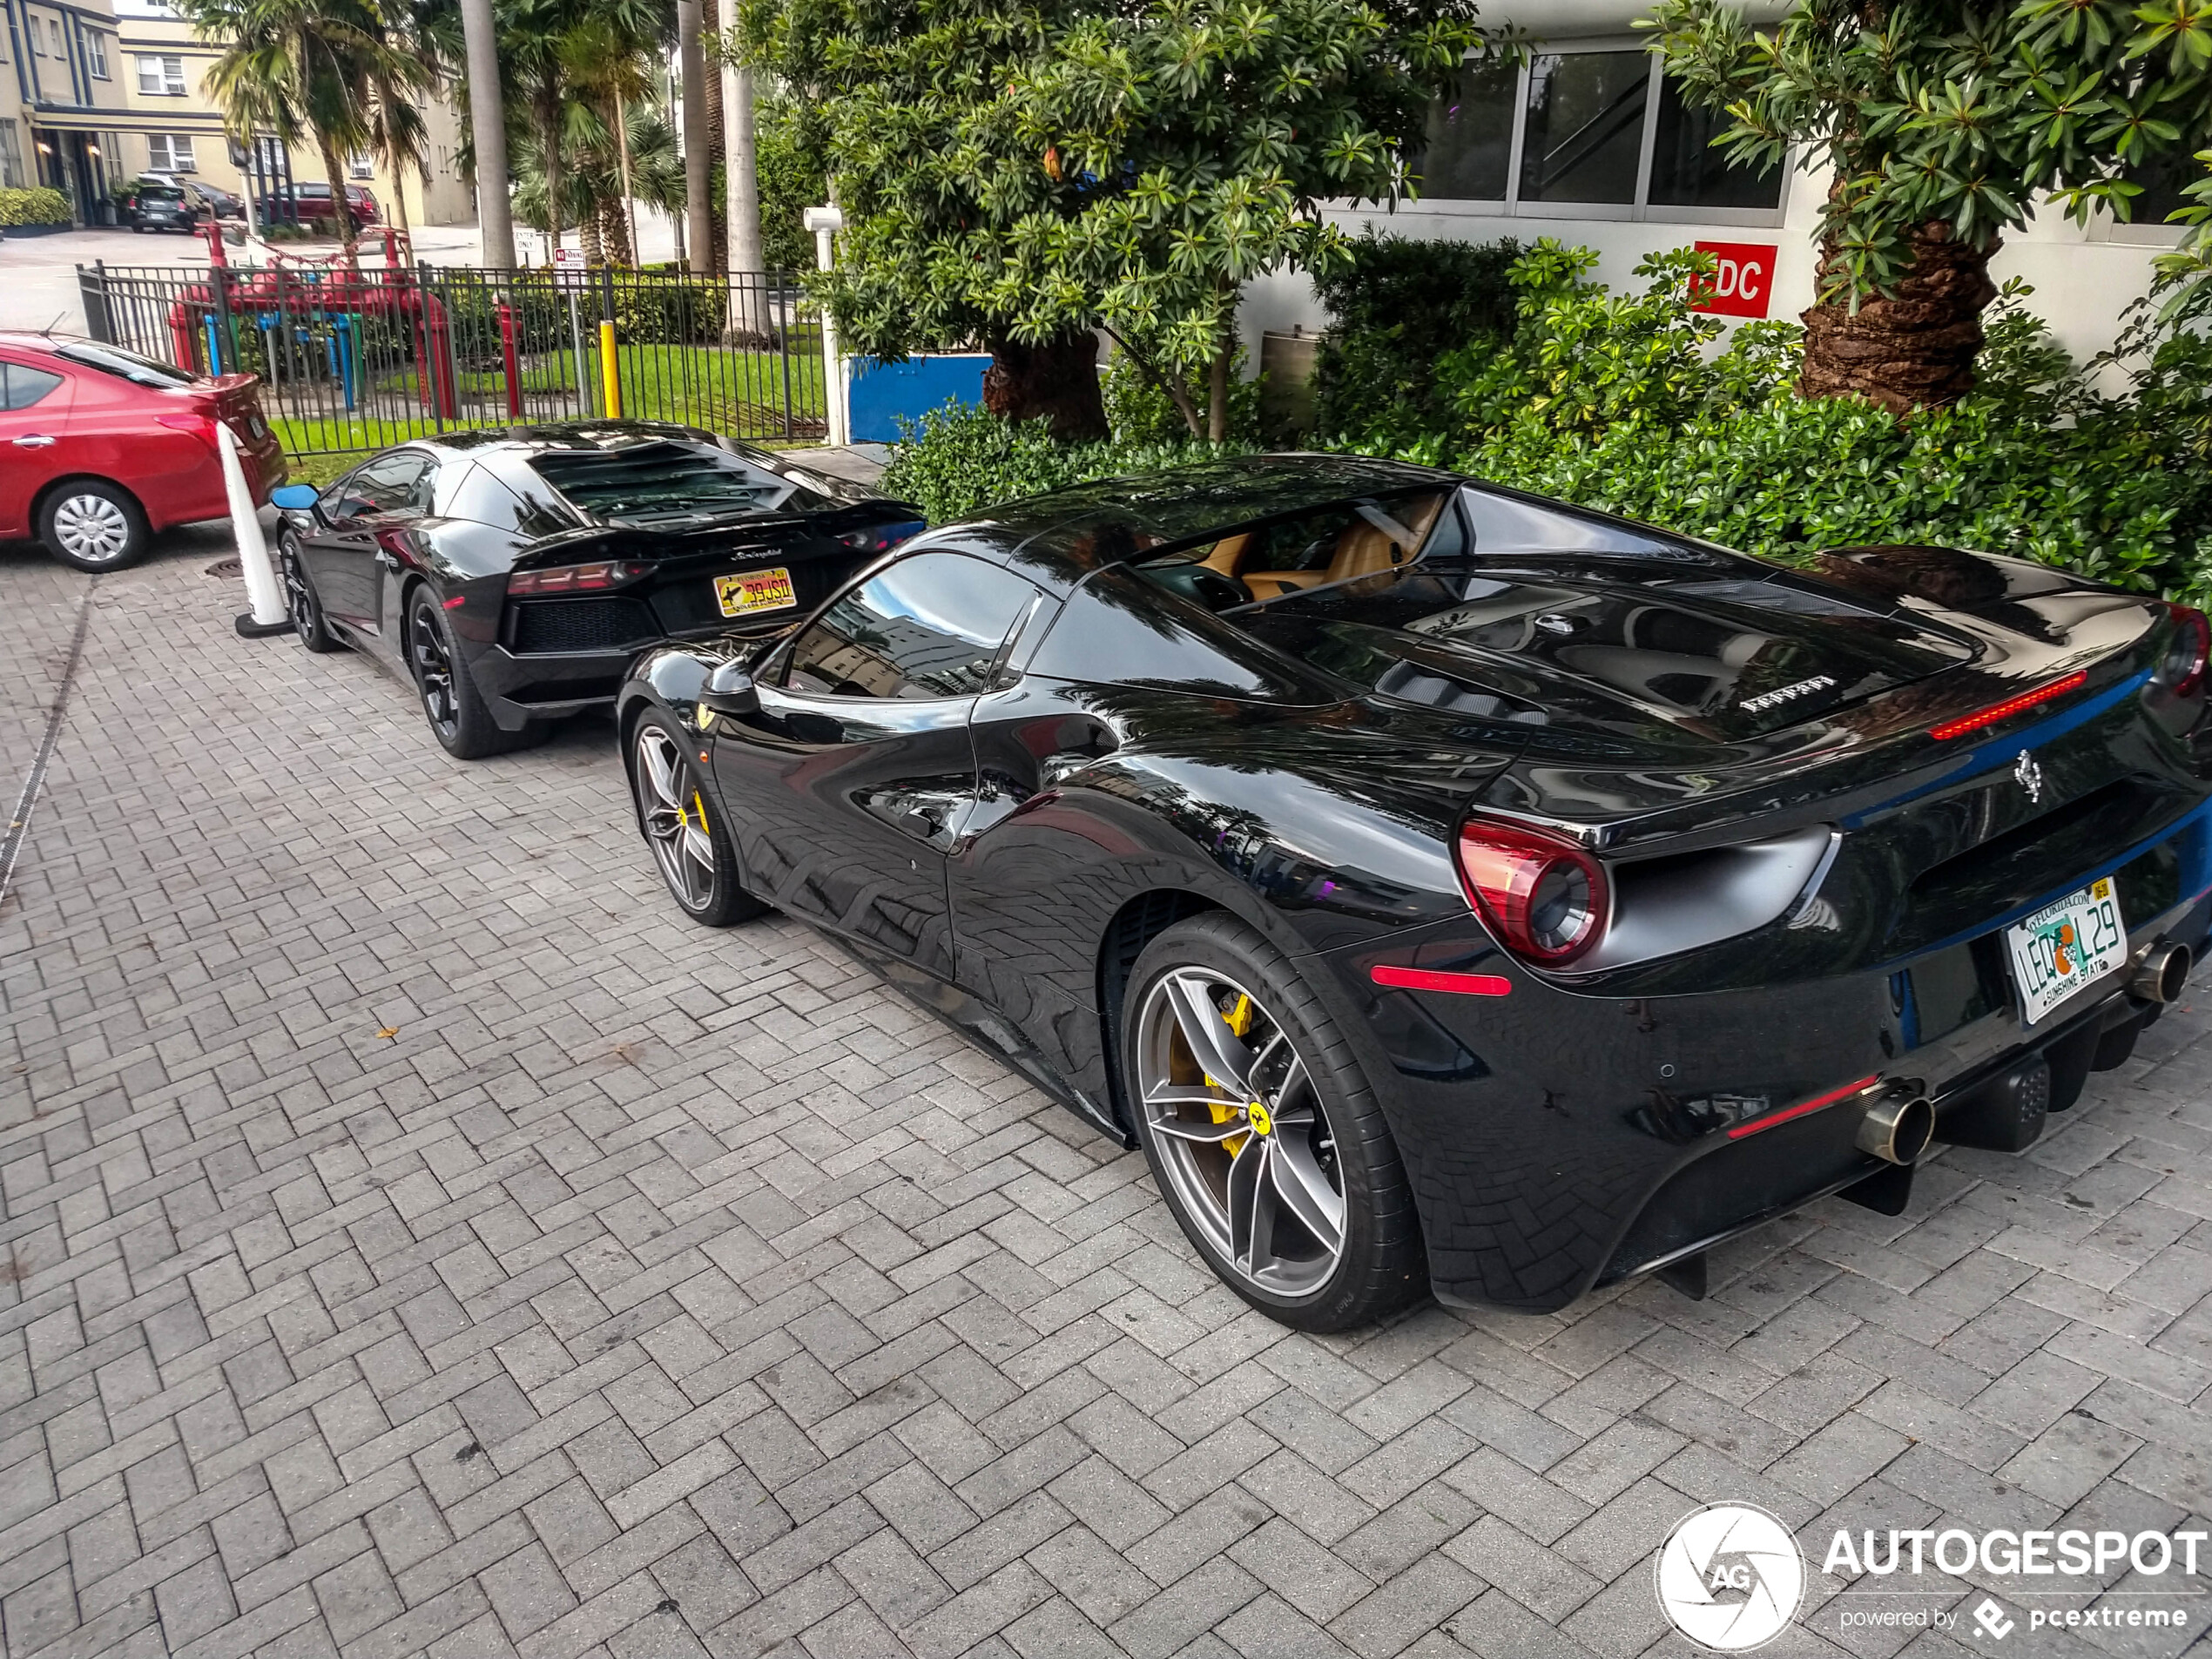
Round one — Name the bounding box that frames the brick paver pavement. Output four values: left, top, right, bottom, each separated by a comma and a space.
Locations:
2, 532, 2210, 1659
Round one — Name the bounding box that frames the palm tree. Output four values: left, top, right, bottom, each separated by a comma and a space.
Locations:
180, 0, 419, 249
511, 98, 682, 263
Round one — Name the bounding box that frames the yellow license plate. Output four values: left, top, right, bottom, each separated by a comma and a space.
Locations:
715, 567, 797, 617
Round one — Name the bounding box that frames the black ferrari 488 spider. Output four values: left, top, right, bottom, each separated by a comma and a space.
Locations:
270, 424, 923, 758
617, 455, 2212, 1330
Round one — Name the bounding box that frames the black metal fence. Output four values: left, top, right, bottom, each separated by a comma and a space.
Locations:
77, 260, 829, 457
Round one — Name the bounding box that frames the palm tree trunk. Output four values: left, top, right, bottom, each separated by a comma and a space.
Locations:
723, 62, 763, 338
580, 206, 604, 263
539, 84, 563, 264
614, 91, 639, 267
460, 0, 514, 266
1799, 220, 1997, 413
677, 0, 711, 272
701, 0, 724, 272
316, 134, 358, 266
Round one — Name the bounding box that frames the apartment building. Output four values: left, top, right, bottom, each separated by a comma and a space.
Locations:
2, 0, 132, 223
1244, 0, 2192, 368
111, 0, 473, 229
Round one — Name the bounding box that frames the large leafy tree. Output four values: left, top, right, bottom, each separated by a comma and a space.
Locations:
1646, 0, 2212, 413
731, 0, 1497, 436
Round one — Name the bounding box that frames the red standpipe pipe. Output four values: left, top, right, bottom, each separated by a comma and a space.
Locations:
498, 302, 523, 418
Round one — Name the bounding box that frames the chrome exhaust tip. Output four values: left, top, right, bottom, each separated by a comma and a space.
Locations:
2129, 940, 2192, 1005
1856, 1093, 1933, 1165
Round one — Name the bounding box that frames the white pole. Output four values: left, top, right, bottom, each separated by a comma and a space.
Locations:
219, 422, 289, 634
803, 205, 847, 446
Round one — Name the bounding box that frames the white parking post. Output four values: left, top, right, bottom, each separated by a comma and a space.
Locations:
803, 205, 849, 448
219, 421, 291, 637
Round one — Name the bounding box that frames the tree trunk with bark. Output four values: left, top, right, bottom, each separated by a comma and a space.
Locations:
1205, 327, 1231, 442
597, 198, 631, 266
981, 332, 1109, 439
1799, 220, 1998, 413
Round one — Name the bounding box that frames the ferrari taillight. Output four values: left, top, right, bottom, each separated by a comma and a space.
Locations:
507, 560, 649, 596
2158, 604, 2209, 699
1454, 819, 1609, 966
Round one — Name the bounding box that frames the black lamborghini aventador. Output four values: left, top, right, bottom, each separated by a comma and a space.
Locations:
616, 455, 2212, 1331
270, 423, 924, 758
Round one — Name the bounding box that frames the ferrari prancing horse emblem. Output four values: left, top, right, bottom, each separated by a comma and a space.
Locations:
2014, 750, 2045, 805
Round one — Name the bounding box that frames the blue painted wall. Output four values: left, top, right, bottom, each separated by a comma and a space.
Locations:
847, 354, 991, 443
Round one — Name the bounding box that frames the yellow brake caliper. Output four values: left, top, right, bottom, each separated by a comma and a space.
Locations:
1211, 994, 1256, 1156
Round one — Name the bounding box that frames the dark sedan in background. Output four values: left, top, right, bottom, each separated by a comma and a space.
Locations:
270, 423, 923, 758
617, 455, 2212, 1330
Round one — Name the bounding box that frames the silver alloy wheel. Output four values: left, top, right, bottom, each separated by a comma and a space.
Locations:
1133, 967, 1346, 1297
635, 725, 718, 911
51, 493, 132, 563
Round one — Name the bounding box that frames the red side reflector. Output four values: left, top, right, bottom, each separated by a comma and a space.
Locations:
442, 595, 466, 610
1725, 1074, 1882, 1140
1370, 964, 1512, 997
1929, 671, 2087, 740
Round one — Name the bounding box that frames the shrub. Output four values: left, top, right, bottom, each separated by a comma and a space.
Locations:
880, 402, 1258, 523
888, 239, 2212, 603
1343, 239, 2212, 603
1310, 231, 1521, 445
0, 186, 71, 227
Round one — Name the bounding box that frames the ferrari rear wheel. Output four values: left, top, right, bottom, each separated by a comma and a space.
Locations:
630, 712, 765, 926
1124, 914, 1426, 1331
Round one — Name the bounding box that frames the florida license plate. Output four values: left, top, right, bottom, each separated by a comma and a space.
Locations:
2006, 876, 2127, 1024
715, 567, 796, 617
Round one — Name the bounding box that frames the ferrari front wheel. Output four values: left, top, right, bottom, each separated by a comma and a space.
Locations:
1123, 913, 1426, 1332
631, 713, 765, 927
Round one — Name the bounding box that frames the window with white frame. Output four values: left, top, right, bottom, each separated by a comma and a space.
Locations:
49, 18, 62, 54
1413, 44, 1785, 223
138, 53, 186, 94
86, 31, 108, 77
27, 14, 42, 53
348, 152, 372, 179
147, 132, 195, 172
0, 120, 24, 189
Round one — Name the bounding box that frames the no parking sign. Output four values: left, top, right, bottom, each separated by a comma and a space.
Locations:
1688, 240, 1775, 318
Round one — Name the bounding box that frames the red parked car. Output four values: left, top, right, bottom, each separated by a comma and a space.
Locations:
0, 334, 287, 570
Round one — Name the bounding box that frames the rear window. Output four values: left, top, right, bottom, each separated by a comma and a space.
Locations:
138, 185, 185, 202
53, 341, 196, 388
529, 440, 839, 526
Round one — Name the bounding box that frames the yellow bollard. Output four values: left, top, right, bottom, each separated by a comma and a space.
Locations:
599, 320, 622, 418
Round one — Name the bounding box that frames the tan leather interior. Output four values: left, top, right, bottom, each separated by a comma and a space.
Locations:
1198, 532, 1253, 577
1209, 493, 1449, 599
1240, 570, 1330, 597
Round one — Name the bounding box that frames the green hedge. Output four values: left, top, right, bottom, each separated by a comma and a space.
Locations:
882, 239, 2212, 604
0, 187, 71, 227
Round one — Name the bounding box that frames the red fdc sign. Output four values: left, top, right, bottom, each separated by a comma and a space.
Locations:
1687, 240, 1776, 319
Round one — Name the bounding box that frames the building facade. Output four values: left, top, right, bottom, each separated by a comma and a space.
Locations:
2, 0, 132, 223
0, 0, 474, 231
1242, 0, 2189, 372
110, 0, 474, 230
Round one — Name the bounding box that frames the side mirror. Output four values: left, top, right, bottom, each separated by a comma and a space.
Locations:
698, 661, 759, 717
270, 484, 321, 517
